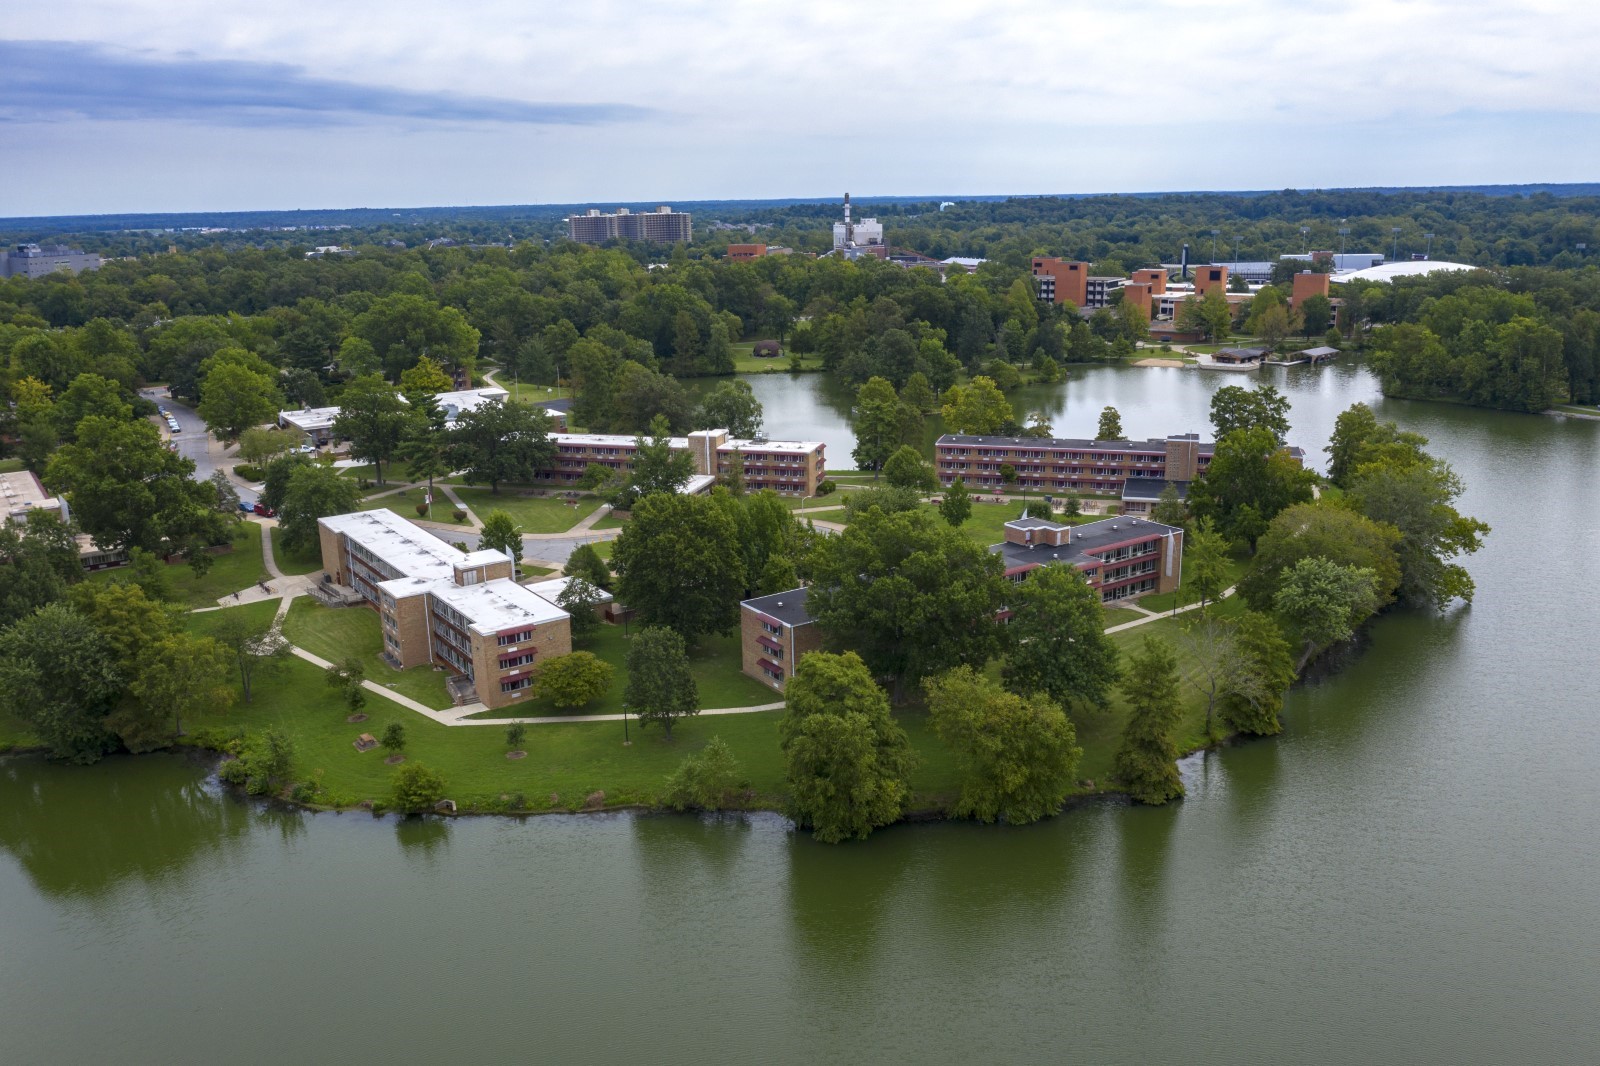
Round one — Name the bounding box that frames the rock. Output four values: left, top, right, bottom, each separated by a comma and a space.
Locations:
583, 790, 606, 810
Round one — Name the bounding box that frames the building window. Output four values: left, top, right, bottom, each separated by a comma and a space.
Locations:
501, 676, 534, 693
498, 628, 534, 646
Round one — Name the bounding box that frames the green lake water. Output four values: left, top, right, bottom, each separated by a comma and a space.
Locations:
4, 363, 1599, 1063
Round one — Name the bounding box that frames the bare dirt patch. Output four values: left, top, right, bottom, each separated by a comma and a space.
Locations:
384, 754, 405, 765
1133, 357, 1187, 368
506, 750, 528, 760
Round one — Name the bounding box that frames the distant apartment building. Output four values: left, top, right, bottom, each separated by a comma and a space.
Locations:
992, 515, 1184, 604
0, 243, 102, 278
1030, 257, 1124, 310
725, 243, 766, 260
739, 586, 823, 690
935, 431, 1304, 510
318, 509, 573, 709
567, 207, 693, 244
276, 386, 556, 445
546, 430, 826, 496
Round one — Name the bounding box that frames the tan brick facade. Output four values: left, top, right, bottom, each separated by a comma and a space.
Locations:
739, 590, 822, 691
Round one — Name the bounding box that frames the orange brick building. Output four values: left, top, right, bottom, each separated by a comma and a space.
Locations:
726, 244, 767, 260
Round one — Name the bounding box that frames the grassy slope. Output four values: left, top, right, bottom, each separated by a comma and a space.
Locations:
280, 598, 454, 710
87, 520, 270, 608
269, 527, 324, 575
451, 488, 603, 533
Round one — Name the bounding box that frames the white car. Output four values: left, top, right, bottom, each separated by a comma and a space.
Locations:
298, 443, 316, 453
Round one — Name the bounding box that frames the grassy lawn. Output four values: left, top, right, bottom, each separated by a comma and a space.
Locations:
1102, 606, 1144, 628
452, 487, 603, 533
461, 623, 777, 720
498, 381, 574, 405
87, 520, 271, 608
358, 491, 472, 525
1136, 551, 1251, 614
729, 340, 823, 373
280, 598, 454, 710
269, 527, 324, 575
0, 458, 24, 473
339, 460, 419, 484
185, 599, 280, 637
589, 511, 627, 531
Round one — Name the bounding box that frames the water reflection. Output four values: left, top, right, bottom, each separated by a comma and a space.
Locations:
628, 810, 756, 894
784, 825, 914, 974
1110, 804, 1177, 1004
395, 814, 451, 860
0, 754, 249, 901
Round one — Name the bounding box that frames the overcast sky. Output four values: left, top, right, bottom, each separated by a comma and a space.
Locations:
6, 1, 1598, 216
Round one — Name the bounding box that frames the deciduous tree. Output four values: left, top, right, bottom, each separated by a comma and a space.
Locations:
1113, 636, 1185, 805
624, 627, 699, 740
278, 464, 362, 551
535, 650, 614, 707
939, 476, 972, 527
940, 375, 1014, 435
613, 494, 745, 641
1097, 405, 1124, 441
333, 374, 409, 486
1002, 564, 1121, 713
1273, 556, 1382, 669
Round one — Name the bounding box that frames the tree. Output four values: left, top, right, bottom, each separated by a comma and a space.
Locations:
1347, 459, 1489, 611
45, 415, 226, 554
1210, 384, 1291, 445
382, 721, 408, 753
851, 376, 902, 474
0, 510, 81, 629
1002, 564, 1122, 713
1113, 637, 1185, 805
1238, 502, 1403, 612
1273, 556, 1382, 670
239, 426, 297, 466
630, 418, 697, 498
1219, 611, 1297, 737
197, 359, 281, 443
127, 633, 234, 742
926, 665, 1081, 824
624, 627, 699, 740
882, 445, 936, 493
940, 476, 972, 527
258, 453, 313, 513
352, 293, 479, 381
333, 374, 409, 486
779, 651, 914, 843
1183, 516, 1230, 611
1186, 426, 1316, 549
395, 397, 453, 518
534, 651, 614, 707
1173, 614, 1244, 740
212, 608, 290, 703
398, 355, 453, 398
939, 376, 1014, 435
206, 470, 241, 515
278, 464, 363, 551
563, 542, 612, 590
694, 379, 764, 438
0, 602, 121, 762
479, 509, 522, 571
1097, 405, 1124, 440
219, 728, 295, 796
756, 554, 799, 596
1151, 483, 1187, 528
663, 735, 747, 811
554, 577, 605, 635
1300, 293, 1333, 338
53, 373, 131, 438
805, 505, 1005, 700
391, 761, 447, 813
900, 372, 937, 414
613, 494, 745, 641
324, 655, 368, 714
449, 399, 555, 494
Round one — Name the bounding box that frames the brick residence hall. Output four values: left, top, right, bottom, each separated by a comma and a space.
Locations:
318, 509, 573, 710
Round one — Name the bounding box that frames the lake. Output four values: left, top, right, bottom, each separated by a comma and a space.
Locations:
4, 362, 1599, 1064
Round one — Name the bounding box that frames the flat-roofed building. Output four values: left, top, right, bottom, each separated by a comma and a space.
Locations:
318, 508, 571, 709
567, 207, 692, 244
726, 243, 767, 260
545, 430, 826, 496
935, 431, 1304, 496
0, 243, 102, 278
1, 469, 68, 526
739, 587, 822, 690
992, 515, 1184, 604
278, 405, 342, 444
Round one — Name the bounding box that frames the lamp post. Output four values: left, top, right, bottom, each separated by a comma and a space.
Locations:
1300, 226, 1310, 252
799, 493, 815, 515
1338, 222, 1349, 256
622, 702, 631, 746
1232, 235, 1241, 267
1210, 229, 1220, 263
1424, 232, 1435, 260
1391, 226, 1402, 262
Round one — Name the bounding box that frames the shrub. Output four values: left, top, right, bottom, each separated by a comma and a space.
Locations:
234, 463, 266, 482
415, 501, 429, 517
391, 761, 447, 813
816, 479, 837, 497
451, 508, 468, 523
505, 722, 527, 750
663, 736, 746, 811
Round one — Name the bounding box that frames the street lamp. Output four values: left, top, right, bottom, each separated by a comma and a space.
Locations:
1300, 226, 1310, 252
1391, 226, 1402, 261
1423, 232, 1435, 260
1210, 229, 1220, 263
621, 703, 631, 746
1338, 222, 1349, 256
1231, 235, 1241, 267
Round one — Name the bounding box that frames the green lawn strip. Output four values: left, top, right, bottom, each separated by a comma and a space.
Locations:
728, 340, 823, 373
357, 493, 471, 525
269, 527, 324, 575
88, 520, 271, 607
588, 512, 627, 531
0, 458, 24, 473
1101, 607, 1144, 628
589, 540, 615, 562
451, 487, 602, 533
280, 598, 453, 710
338, 460, 418, 484
1136, 552, 1250, 614
459, 624, 776, 720
0, 708, 41, 752
184, 599, 280, 637
500, 382, 574, 405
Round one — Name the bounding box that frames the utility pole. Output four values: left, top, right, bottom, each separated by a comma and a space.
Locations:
1391, 226, 1402, 261
1424, 232, 1435, 259
1338, 224, 1350, 257
1300, 226, 1310, 252
1210, 229, 1220, 263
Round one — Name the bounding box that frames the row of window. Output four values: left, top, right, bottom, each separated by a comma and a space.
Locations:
499, 651, 537, 670
501, 676, 534, 694
498, 628, 534, 647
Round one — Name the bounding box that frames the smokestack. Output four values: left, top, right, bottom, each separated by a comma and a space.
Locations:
843, 192, 853, 246
1180, 243, 1190, 280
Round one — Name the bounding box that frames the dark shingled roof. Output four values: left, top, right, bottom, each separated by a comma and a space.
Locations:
740, 586, 814, 627
1121, 477, 1190, 501
990, 515, 1183, 572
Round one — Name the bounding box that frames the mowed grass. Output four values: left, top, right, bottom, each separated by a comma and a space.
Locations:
1137, 551, 1251, 614
461, 623, 778, 719
87, 520, 270, 608
729, 340, 823, 373
0, 458, 24, 473
280, 598, 454, 710
338, 460, 419, 485
269, 527, 324, 575
357, 491, 472, 525
452, 488, 603, 533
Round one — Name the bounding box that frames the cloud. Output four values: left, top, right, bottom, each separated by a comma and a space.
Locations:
0, 39, 653, 127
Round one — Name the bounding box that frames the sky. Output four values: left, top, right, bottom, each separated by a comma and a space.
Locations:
6, 0, 1600, 216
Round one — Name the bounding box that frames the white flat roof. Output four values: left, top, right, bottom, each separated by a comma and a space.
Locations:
430, 578, 568, 636
554, 433, 689, 448
1332, 260, 1477, 283
319, 509, 464, 581
552, 432, 823, 453
724, 438, 824, 453
280, 405, 340, 430
524, 576, 615, 606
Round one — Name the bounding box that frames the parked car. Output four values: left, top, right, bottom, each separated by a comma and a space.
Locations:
253, 502, 276, 517
298, 442, 315, 454
238, 500, 254, 513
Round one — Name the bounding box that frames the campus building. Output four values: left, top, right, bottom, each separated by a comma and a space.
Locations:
992, 515, 1185, 604
567, 207, 693, 244
935, 431, 1304, 511
546, 430, 826, 496
0, 243, 102, 278
739, 587, 823, 690
277, 386, 550, 445
1030, 258, 1125, 310
317, 509, 572, 709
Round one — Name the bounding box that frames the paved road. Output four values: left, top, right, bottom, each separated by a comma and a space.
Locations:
138, 386, 258, 506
